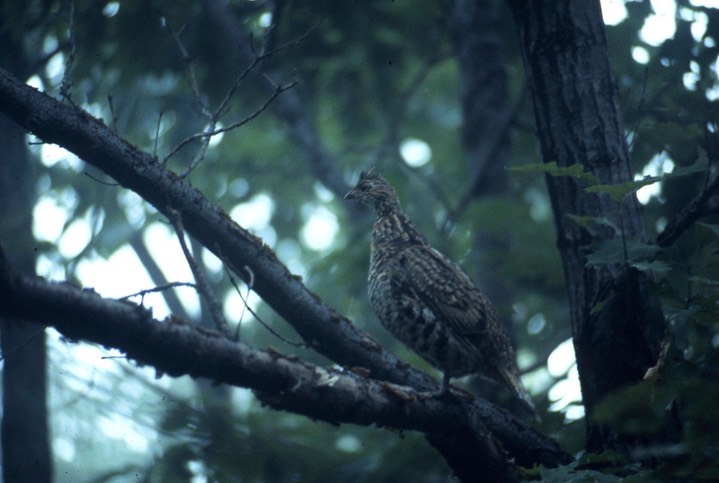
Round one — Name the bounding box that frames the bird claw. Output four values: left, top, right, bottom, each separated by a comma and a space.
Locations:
417, 389, 449, 399
418, 381, 452, 399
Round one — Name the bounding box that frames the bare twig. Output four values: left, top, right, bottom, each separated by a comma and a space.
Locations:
32, 43, 64, 74
233, 265, 254, 339
261, 0, 285, 56
657, 159, 719, 247
118, 282, 198, 302
204, 0, 357, 205
153, 111, 163, 158
0, 325, 46, 362
161, 16, 308, 174
107, 96, 118, 132
224, 263, 245, 339
217, 26, 317, 119
442, 89, 527, 232
161, 16, 213, 172
83, 171, 119, 186
224, 262, 304, 346
168, 209, 232, 337
164, 19, 205, 107
59, 1, 78, 106
350, 56, 453, 222
169, 80, 298, 174
625, 67, 649, 153
368, 54, 445, 169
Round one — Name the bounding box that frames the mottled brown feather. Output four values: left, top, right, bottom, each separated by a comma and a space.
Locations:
346, 168, 538, 420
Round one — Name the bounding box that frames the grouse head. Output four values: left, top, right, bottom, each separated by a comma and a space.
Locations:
344, 168, 401, 216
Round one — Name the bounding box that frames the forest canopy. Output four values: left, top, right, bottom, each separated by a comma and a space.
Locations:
1, 0, 719, 481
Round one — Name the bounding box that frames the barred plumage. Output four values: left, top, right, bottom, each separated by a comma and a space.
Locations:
345, 168, 537, 420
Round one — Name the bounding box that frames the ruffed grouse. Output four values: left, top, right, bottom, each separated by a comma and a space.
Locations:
345, 168, 537, 419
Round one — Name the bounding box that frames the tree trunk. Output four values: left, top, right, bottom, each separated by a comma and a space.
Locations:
506, 0, 680, 453
451, 0, 528, 414
0, 55, 52, 483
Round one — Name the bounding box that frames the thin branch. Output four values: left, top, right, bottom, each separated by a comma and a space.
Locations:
107, 96, 118, 133
442, 89, 527, 232
164, 18, 205, 110
368, 54, 445, 169
118, 282, 198, 302
224, 259, 304, 346
229, 265, 250, 340
239, 265, 254, 328
625, 67, 650, 153
0, 325, 46, 362
130, 233, 188, 317
83, 171, 119, 186
59, 1, 78, 106
168, 209, 231, 337
153, 111, 163, 158
261, 0, 285, 56
162, 15, 311, 174
161, 15, 213, 172
202, 0, 356, 205
221, 79, 298, 134
170, 80, 298, 175
656, 168, 719, 247
217, 26, 317, 119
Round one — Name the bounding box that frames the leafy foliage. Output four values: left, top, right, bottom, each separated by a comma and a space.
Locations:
2, 0, 719, 480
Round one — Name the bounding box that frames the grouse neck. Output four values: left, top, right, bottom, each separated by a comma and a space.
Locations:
373, 197, 401, 218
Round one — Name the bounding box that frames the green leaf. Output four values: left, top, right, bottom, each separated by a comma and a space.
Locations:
585, 150, 709, 202
510, 161, 598, 183
687, 275, 719, 286
539, 457, 625, 482
585, 177, 660, 202
566, 214, 619, 232
576, 450, 627, 467
585, 238, 663, 267
671, 147, 709, 176
630, 260, 672, 273
592, 382, 674, 434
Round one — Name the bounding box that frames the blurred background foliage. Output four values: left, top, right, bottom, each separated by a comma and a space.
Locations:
2, 0, 719, 480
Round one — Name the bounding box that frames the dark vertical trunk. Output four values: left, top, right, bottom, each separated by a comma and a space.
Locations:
451, 0, 526, 413
506, 0, 680, 453
0, 19, 53, 482
451, 0, 511, 202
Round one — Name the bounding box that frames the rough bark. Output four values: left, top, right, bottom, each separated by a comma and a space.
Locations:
0, 66, 571, 477
506, 0, 680, 453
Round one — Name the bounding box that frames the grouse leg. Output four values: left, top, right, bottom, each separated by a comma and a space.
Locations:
435, 372, 451, 397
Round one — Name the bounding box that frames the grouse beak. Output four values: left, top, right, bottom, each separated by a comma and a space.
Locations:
344, 188, 357, 201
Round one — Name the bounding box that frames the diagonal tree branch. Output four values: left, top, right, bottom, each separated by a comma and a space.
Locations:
0, 249, 535, 482
656, 169, 719, 247
0, 65, 569, 470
